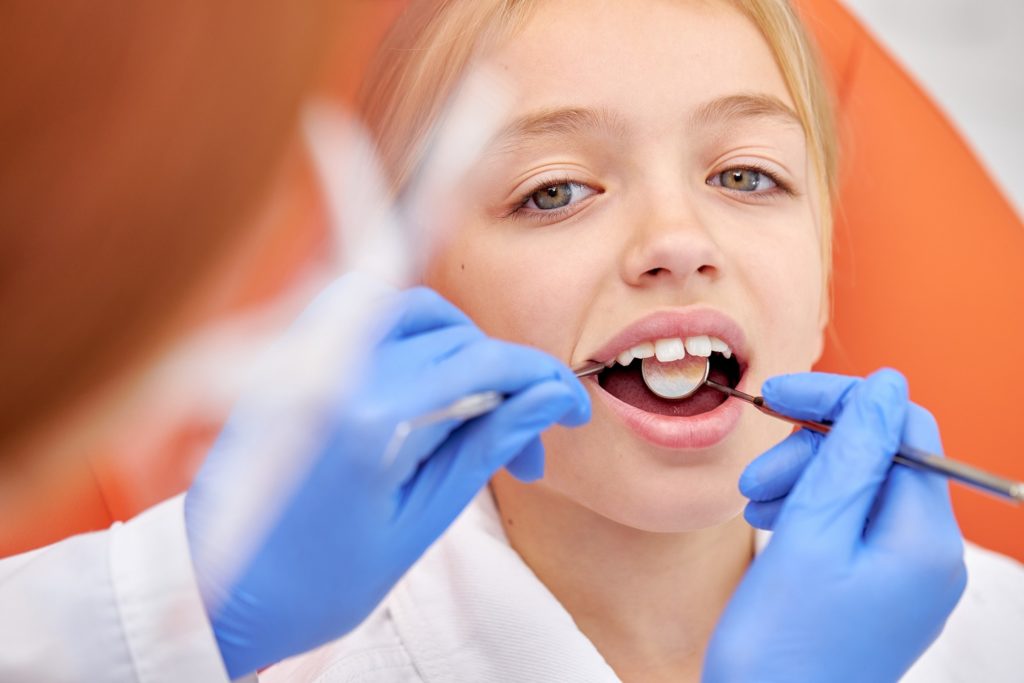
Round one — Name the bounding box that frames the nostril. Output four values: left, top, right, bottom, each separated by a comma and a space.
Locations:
642, 265, 715, 278
636, 262, 717, 283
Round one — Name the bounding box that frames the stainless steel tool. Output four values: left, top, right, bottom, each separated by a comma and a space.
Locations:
628, 355, 1024, 504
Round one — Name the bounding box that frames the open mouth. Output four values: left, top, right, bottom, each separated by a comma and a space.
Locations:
595, 335, 746, 417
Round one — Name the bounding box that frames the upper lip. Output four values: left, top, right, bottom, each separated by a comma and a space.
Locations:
581, 307, 750, 368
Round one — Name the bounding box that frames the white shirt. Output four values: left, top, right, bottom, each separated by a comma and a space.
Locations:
264, 492, 1024, 683
0, 495, 233, 683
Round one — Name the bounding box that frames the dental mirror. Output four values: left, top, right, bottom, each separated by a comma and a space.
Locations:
640, 355, 710, 399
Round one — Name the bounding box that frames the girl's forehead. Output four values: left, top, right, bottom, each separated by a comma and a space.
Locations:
485, 0, 798, 144
497, 6, 790, 120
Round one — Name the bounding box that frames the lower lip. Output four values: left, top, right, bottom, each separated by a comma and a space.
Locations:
589, 378, 745, 450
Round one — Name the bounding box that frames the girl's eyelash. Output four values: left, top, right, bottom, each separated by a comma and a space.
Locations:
506, 176, 589, 222
518, 176, 577, 206
711, 162, 797, 198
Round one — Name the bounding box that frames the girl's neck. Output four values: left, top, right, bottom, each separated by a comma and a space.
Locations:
490, 471, 754, 683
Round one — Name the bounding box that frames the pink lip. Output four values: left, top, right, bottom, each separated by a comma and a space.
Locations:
580, 308, 752, 450
589, 377, 746, 449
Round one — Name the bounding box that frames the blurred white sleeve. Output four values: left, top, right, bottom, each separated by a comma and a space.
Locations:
0, 495, 231, 682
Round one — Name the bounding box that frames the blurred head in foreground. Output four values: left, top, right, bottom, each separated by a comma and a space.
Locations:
0, 2, 346, 465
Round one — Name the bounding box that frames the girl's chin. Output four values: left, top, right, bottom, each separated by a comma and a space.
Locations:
539, 468, 750, 533
535, 427, 764, 532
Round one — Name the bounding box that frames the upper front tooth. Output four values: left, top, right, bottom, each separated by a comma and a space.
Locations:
684, 335, 712, 357
709, 336, 733, 359
654, 337, 686, 362
617, 350, 635, 366
630, 341, 655, 359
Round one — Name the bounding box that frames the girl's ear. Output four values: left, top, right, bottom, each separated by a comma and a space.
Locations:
812, 285, 831, 363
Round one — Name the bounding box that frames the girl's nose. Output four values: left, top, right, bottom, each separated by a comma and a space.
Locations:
619, 197, 724, 289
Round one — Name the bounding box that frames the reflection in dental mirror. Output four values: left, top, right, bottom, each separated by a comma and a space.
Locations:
641, 355, 709, 400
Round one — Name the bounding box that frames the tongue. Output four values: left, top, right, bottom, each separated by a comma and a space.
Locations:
600, 362, 730, 417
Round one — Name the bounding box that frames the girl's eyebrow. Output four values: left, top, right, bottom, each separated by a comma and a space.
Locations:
487, 93, 799, 156
690, 93, 802, 129
489, 106, 628, 155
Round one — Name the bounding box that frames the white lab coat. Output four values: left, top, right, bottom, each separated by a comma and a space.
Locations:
264, 492, 1024, 683
0, 495, 233, 683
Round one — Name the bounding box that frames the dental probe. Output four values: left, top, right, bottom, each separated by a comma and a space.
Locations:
706, 379, 1024, 503
703, 380, 1024, 504
631, 355, 1024, 504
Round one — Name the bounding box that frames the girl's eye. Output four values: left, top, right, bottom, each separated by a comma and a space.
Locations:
522, 182, 596, 211
709, 168, 779, 193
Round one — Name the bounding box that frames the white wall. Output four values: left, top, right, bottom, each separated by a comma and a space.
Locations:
841, 0, 1023, 217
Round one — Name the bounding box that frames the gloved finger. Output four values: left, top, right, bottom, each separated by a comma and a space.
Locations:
377, 286, 476, 342
772, 368, 909, 547
505, 436, 546, 482
381, 416, 467, 489
744, 498, 786, 531
395, 380, 576, 535
376, 341, 587, 487
433, 380, 574, 496
738, 429, 821, 502
388, 323, 480, 365
864, 404, 962, 552
761, 372, 861, 423
430, 338, 590, 425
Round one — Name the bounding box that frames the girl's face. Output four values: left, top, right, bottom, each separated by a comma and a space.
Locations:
424, 0, 827, 531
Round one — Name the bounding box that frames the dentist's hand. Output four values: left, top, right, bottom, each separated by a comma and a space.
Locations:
185, 283, 590, 679
703, 370, 966, 683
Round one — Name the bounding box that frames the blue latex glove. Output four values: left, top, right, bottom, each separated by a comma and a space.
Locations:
703, 369, 967, 683
184, 284, 590, 678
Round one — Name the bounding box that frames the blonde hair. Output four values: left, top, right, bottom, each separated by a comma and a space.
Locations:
359, 0, 838, 272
